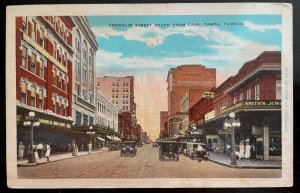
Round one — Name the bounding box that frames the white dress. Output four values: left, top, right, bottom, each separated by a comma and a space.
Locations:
244, 145, 251, 159
45, 145, 51, 157
239, 145, 244, 159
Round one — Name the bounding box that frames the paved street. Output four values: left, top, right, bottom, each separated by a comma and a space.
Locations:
18, 144, 281, 178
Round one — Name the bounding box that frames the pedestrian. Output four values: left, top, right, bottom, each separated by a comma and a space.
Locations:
67, 143, 71, 152
244, 139, 251, 162
88, 142, 92, 153
18, 142, 25, 160
33, 144, 39, 163
37, 142, 43, 159
239, 141, 245, 161
250, 145, 256, 160
45, 142, 51, 161
72, 144, 78, 156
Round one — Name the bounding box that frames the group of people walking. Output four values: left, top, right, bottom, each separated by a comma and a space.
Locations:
18, 141, 51, 163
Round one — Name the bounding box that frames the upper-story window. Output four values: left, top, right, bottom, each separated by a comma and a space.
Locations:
21, 46, 28, 68
31, 20, 36, 41
22, 17, 27, 33
239, 93, 243, 102
276, 80, 281, 100
39, 28, 45, 47
39, 58, 44, 79
246, 88, 251, 100
254, 84, 260, 100
31, 53, 37, 74
233, 96, 237, 104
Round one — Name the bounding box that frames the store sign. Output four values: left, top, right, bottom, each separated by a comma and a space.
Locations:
252, 126, 262, 135
39, 118, 52, 125
218, 130, 231, 135
38, 118, 67, 128
221, 100, 281, 115
204, 110, 216, 121
203, 92, 214, 98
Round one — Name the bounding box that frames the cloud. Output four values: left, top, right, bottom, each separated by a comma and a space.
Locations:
244, 21, 281, 33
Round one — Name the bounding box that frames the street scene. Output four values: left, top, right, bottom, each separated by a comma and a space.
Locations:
15, 14, 282, 179
18, 144, 281, 178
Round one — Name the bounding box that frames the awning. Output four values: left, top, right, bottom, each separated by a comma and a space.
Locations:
106, 136, 121, 141
97, 137, 106, 142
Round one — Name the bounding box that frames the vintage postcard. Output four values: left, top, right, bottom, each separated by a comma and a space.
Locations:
6, 3, 293, 188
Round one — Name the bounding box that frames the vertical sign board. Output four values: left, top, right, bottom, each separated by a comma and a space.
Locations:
263, 127, 269, 160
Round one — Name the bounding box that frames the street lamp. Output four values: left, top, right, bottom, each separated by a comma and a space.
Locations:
23, 111, 40, 163
87, 126, 95, 153
224, 112, 241, 165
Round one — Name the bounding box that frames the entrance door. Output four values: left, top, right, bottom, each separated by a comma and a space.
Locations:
256, 138, 263, 160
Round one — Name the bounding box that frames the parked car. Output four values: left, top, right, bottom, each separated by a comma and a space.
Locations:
159, 141, 179, 161
120, 141, 137, 157
108, 141, 119, 151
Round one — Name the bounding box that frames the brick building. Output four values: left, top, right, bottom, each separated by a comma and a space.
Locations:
16, 16, 75, 152
189, 51, 281, 161
160, 111, 169, 139
167, 65, 216, 137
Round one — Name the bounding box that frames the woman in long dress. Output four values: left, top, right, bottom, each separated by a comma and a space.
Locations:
239, 142, 245, 161
33, 145, 39, 163
45, 143, 51, 161
18, 142, 25, 160
244, 143, 251, 161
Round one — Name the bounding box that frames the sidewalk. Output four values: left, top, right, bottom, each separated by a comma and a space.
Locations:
208, 151, 282, 169
17, 148, 108, 167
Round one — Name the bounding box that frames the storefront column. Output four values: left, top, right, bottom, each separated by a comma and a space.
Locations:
263, 127, 269, 160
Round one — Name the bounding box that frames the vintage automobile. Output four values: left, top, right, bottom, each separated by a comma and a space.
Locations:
189, 143, 209, 161
159, 141, 179, 161
120, 141, 137, 157
152, 142, 159, 148
137, 141, 143, 147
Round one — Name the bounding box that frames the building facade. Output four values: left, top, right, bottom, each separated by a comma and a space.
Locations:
167, 65, 216, 137
96, 76, 138, 139
96, 90, 118, 132
189, 51, 281, 161
160, 111, 169, 139
16, 16, 75, 152
72, 16, 98, 127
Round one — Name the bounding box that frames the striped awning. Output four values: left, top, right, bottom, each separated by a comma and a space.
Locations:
97, 137, 106, 142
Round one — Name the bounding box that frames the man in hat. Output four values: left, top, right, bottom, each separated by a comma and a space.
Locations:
18, 142, 25, 160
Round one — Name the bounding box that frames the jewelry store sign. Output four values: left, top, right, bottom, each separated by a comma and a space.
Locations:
204, 110, 216, 121
221, 100, 281, 115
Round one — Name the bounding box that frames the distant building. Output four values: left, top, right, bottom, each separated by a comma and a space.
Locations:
167, 65, 216, 137
96, 76, 137, 139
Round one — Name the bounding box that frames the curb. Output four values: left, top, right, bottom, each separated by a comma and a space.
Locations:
208, 158, 282, 169
17, 150, 106, 167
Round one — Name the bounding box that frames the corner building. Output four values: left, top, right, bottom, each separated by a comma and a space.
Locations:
72, 16, 98, 127
167, 65, 216, 137
16, 16, 74, 152
189, 51, 282, 161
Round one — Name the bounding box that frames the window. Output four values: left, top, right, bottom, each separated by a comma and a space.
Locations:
30, 85, 36, 107
59, 47, 62, 62
64, 52, 67, 66
76, 83, 80, 96
254, 84, 260, 100
21, 82, 27, 104
60, 99, 63, 114
276, 80, 281, 100
89, 117, 93, 125
58, 72, 62, 88
53, 42, 57, 58
32, 20, 36, 41
116, 94, 118, 98
239, 93, 243, 102
53, 101, 56, 113
76, 111, 81, 125
22, 17, 27, 33
31, 53, 36, 74
40, 28, 44, 47
233, 96, 237, 104
112, 94, 115, 98
112, 82, 115, 86
112, 88, 115, 92
38, 89, 44, 109
39, 59, 44, 79
112, 100, 115, 104
83, 114, 88, 125
21, 46, 28, 68
246, 89, 251, 100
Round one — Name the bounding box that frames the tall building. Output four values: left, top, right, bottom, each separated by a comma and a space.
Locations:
96, 76, 137, 139
167, 65, 216, 137
72, 17, 98, 126
160, 111, 169, 139
16, 16, 75, 151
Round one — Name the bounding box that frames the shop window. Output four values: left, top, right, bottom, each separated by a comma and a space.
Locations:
83, 114, 88, 125
276, 80, 281, 100
76, 111, 82, 125
269, 137, 282, 156
254, 84, 260, 100
21, 46, 28, 68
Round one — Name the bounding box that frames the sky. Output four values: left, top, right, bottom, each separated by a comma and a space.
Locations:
87, 15, 282, 140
